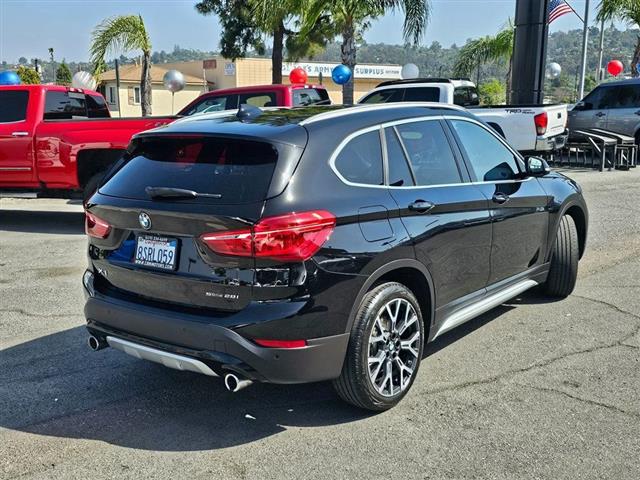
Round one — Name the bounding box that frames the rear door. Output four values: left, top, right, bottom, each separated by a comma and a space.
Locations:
384, 118, 492, 308
89, 135, 299, 312
603, 83, 640, 136
569, 85, 610, 131
448, 118, 549, 285
0, 89, 36, 184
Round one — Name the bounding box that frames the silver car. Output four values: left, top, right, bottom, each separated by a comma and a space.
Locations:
568, 78, 640, 143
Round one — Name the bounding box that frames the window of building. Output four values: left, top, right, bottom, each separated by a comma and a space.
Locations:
107, 87, 117, 105
133, 87, 141, 105
334, 130, 384, 186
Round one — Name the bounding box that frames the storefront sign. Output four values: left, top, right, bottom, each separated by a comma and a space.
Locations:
224, 62, 236, 76
282, 62, 401, 80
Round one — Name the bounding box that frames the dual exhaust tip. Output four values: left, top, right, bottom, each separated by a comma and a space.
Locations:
87, 335, 252, 392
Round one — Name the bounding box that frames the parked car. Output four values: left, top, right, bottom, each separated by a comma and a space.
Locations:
0, 85, 174, 199
359, 78, 568, 155
568, 78, 640, 144
178, 84, 331, 116
83, 102, 588, 411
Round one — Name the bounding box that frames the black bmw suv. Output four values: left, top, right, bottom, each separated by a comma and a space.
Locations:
83, 103, 588, 410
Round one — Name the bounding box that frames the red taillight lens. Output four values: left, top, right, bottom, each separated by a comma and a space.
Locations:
200, 210, 336, 262
534, 112, 548, 135
85, 211, 111, 239
253, 339, 307, 348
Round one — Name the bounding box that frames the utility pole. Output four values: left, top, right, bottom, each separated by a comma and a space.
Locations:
597, 17, 605, 83
48, 47, 55, 83
578, 0, 590, 99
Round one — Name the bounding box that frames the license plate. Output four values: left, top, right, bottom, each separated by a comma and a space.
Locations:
134, 235, 178, 270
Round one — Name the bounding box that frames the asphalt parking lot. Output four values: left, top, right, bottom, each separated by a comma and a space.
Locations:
1, 169, 639, 480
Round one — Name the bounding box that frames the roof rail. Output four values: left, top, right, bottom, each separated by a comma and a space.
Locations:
375, 77, 474, 88
299, 102, 467, 126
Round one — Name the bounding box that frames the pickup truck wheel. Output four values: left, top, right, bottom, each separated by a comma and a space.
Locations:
82, 171, 105, 203
544, 215, 579, 298
333, 282, 424, 411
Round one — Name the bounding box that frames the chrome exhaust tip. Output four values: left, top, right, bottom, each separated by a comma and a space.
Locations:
88, 335, 107, 351
224, 373, 253, 393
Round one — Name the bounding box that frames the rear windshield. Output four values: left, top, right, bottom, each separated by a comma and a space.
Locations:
0, 91, 29, 123
100, 136, 278, 204
293, 88, 330, 106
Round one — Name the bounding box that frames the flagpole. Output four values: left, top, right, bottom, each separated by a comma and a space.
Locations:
578, 0, 590, 99
597, 17, 605, 83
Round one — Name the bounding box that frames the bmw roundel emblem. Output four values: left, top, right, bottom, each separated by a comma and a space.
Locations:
138, 212, 152, 230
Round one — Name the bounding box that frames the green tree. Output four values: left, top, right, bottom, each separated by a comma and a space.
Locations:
56, 60, 72, 86
478, 79, 506, 105
453, 24, 514, 103
16, 65, 40, 84
90, 15, 153, 116
597, 0, 640, 76
302, 0, 431, 104
18, 57, 27, 65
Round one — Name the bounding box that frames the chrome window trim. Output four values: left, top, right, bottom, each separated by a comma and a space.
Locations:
329, 114, 533, 190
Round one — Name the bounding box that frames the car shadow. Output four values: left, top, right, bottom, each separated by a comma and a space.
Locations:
0, 209, 84, 235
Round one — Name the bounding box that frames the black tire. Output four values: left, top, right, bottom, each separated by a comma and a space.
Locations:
544, 215, 579, 298
333, 282, 425, 411
82, 171, 105, 204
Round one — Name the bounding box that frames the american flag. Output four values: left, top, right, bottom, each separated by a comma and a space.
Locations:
548, 0, 574, 24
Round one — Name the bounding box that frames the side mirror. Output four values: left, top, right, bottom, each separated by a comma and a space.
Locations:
573, 101, 590, 111
526, 156, 551, 176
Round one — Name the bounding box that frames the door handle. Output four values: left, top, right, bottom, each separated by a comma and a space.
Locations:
492, 193, 510, 204
595, 112, 606, 118
408, 200, 435, 213
11, 131, 29, 137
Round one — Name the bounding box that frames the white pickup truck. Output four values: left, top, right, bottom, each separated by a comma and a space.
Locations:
358, 78, 568, 154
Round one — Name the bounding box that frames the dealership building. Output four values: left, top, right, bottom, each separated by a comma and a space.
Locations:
99, 57, 402, 116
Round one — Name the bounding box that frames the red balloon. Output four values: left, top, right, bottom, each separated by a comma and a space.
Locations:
607, 60, 624, 77
289, 67, 308, 84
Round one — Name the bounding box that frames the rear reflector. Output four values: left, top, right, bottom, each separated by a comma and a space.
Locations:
534, 112, 548, 136
201, 210, 336, 262
253, 339, 307, 349
85, 211, 111, 239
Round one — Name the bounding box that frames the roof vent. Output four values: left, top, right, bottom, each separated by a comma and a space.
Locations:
236, 103, 262, 122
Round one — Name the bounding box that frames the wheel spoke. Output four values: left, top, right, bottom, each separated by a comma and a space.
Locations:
398, 313, 417, 336
400, 331, 420, 358
368, 350, 385, 381
395, 357, 414, 389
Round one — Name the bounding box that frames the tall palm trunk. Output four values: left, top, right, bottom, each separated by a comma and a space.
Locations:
140, 50, 152, 116
505, 54, 513, 104
341, 20, 356, 105
272, 21, 285, 84
632, 36, 640, 77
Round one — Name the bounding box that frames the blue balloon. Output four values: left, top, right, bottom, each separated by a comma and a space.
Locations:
332, 65, 352, 85
0, 70, 21, 85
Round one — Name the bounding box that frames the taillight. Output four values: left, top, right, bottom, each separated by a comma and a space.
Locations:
201, 210, 336, 262
85, 211, 111, 239
534, 112, 548, 135
253, 339, 307, 348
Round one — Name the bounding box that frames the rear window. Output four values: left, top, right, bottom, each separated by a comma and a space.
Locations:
293, 88, 330, 106
100, 136, 279, 204
86, 94, 110, 118
181, 94, 238, 116
44, 91, 87, 120
402, 87, 440, 102
360, 88, 404, 104
0, 91, 29, 123
239, 92, 277, 107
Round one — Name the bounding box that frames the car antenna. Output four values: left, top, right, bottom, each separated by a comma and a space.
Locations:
236, 103, 262, 122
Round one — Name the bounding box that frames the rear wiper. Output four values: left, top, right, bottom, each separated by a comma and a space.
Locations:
145, 186, 222, 199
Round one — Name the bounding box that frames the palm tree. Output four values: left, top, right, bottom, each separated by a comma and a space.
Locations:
597, 0, 640, 76
302, 0, 431, 104
90, 15, 153, 116
453, 24, 514, 103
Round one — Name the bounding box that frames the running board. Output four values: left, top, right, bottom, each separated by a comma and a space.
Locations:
432, 279, 538, 340
107, 336, 219, 377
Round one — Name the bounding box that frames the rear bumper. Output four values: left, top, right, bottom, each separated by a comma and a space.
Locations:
535, 132, 568, 152
84, 291, 349, 384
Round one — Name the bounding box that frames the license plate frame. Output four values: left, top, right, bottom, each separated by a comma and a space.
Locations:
134, 234, 179, 271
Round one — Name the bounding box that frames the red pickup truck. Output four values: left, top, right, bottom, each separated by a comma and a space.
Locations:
0, 85, 174, 198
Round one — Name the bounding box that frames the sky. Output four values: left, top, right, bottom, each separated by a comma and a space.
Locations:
0, 0, 621, 63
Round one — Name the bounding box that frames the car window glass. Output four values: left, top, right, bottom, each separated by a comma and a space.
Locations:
385, 128, 414, 187
0, 90, 29, 123
396, 121, 462, 186
597, 87, 619, 109
44, 91, 87, 120
239, 92, 276, 107
453, 87, 469, 106
360, 88, 404, 104
86, 95, 110, 118
450, 119, 520, 181
403, 87, 440, 102
184, 95, 235, 115
334, 130, 384, 185
580, 87, 601, 110
611, 85, 640, 108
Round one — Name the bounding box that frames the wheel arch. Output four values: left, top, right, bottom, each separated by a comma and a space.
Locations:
346, 259, 436, 340
560, 203, 587, 259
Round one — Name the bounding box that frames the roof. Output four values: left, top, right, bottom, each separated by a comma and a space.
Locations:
197, 84, 326, 96
99, 64, 206, 85
0, 84, 102, 95
597, 77, 640, 87
376, 78, 474, 88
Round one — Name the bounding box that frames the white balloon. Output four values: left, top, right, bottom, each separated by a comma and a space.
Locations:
72, 71, 97, 90
163, 70, 185, 93
401, 63, 420, 80
546, 62, 562, 80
